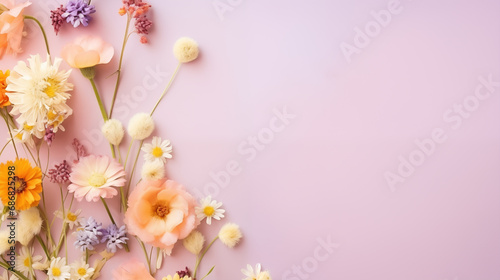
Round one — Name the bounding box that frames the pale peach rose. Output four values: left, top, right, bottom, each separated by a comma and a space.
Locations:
125, 179, 199, 255
112, 259, 155, 280
61, 35, 114, 68
0, 0, 31, 58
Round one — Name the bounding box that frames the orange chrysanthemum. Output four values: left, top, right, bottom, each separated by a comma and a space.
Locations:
0, 70, 10, 107
0, 158, 42, 210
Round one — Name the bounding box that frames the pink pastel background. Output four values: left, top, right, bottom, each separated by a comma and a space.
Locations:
2, 0, 500, 279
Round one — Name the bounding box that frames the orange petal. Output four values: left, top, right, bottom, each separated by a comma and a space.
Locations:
74, 50, 100, 68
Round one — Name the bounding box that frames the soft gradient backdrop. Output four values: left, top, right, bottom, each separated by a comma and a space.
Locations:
1, 0, 500, 279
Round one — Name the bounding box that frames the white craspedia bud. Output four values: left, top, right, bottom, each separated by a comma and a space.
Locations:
141, 161, 165, 180
127, 113, 155, 140
173, 37, 199, 63
102, 119, 125, 145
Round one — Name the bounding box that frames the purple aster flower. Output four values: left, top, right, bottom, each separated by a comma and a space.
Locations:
50, 5, 66, 35
62, 0, 96, 28
74, 230, 100, 251
48, 160, 71, 184
83, 217, 105, 237
102, 224, 128, 253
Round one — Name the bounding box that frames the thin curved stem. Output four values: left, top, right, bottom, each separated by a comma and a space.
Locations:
89, 78, 108, 122
100, 198, 116, 225
109, 13, 132, 118
24, 15, 50, 57
150, 62, 181, 116
136, 237, 152, 275
124, 140, 143, 203
193, 236, 219, 280
2, 108, 18, 158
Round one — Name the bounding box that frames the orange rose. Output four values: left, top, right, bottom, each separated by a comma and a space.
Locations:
125, 179, 199, 255
0, 69, 10, 107
0, 0, 31, 58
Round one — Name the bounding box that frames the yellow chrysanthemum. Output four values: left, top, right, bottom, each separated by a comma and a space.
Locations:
0, 158, 42, 210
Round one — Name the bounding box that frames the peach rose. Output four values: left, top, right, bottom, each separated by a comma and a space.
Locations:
0, 0, 31, 58
61, 35, 114, 68
125, 179, 199, 255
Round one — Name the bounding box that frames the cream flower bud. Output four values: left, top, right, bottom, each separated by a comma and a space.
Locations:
173, 37, 199, 63
182, 230, 205, 255
127, 113, 155, 140
102, 119, 125, 145
218, 223, 242, 248
141, 161, 165, 180
17, 207, 43, 246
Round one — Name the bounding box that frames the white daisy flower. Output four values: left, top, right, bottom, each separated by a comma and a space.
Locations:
0, 269, 18, 280
6, 54, 73, 139
70, 259, 94, 280
141, 136, 172, 165
195, 196, 225, 225
241, 263, 261, 280
54, 209, 83, 230
47, 257, 71, 280
242, 263, 271, 280
16, 246, 42, 275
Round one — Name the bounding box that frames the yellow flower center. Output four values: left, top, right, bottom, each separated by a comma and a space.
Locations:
67, 212, 77, 222
88, 173, 107, 188
47, 110, 58, 121
15, 133, 23, 140
154, 204, 170, 218
78, 267, 87, 276
23, 123, 34, 131
152, 147, 163, 158
203, 206, 215, 217
23, 257, 31, 267
13, 176, 27, 193
52, 267, 61, 276
44, 78, 59, 98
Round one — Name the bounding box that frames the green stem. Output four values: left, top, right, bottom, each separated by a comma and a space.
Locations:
2, 108, 19, 159
24, 15, 50, 57
109, 14, 132, 118
150, 62, 181, 116
136, 237, 152, 275
100, 198, 116, 225
193, 236, 219, 280
35, 235, 50, 259
88, 77, 109, 122
0, 139, 12, 156
0, 261, 30, 280
124, 140, 143, 201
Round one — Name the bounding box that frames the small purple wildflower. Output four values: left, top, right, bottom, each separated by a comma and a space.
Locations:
75, 217, 105, 251
62, 0, 96, 28
75, 230, 100, 251
50, 5, 66, 35
176, 267, 190, 278
44, 126, 55, 146
72, 138, 88, 163
102, 224, 128, 253
48, 160, 71, 184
